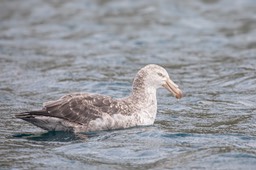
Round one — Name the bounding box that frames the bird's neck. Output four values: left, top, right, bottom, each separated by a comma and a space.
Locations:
129, 77, 157, 107
131, 87, 157, 104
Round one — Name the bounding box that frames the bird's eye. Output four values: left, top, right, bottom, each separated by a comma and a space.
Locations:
157, 73, 164, 77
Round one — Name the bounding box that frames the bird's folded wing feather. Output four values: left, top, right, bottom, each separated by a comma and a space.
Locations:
42, 93, 128, 125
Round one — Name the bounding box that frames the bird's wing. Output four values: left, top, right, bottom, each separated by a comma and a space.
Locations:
43, 93, 127, 125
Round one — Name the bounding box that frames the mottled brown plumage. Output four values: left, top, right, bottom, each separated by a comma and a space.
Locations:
43, 93, 135, 124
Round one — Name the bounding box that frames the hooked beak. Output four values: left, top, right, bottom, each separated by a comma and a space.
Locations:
162, 78, 183, 99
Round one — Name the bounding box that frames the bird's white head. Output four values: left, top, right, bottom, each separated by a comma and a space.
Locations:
134, 64, 183, 99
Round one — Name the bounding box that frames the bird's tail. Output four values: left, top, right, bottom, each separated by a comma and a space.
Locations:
15, 111, 73, 132
15, 110, 49, 120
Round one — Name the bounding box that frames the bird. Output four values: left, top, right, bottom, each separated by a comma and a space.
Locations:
15, 64, 182, 133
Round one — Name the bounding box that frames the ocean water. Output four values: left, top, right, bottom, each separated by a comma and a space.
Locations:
0, 0, 256, 169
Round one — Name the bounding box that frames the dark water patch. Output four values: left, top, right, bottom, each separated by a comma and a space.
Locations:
162, 133, 194, 139
11, 131, 85, 142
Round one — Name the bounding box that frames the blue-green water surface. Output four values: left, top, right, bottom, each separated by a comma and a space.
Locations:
0, 0, 256, 169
